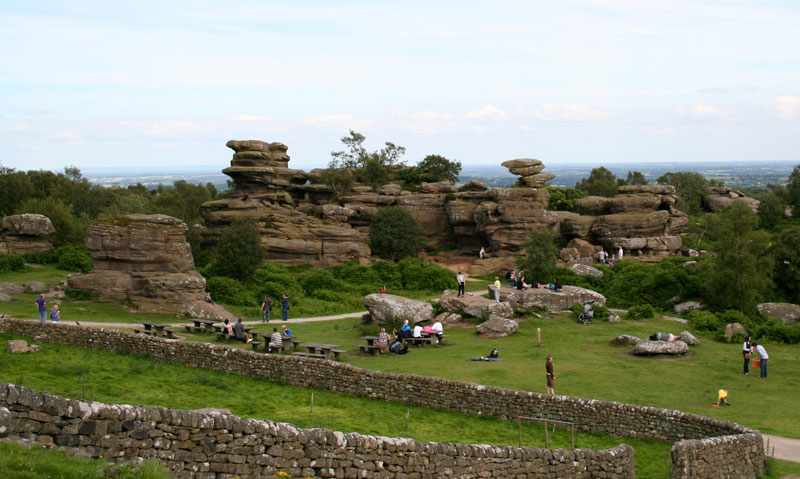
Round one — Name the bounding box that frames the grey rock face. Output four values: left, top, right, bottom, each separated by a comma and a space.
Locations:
570, 263, 603, 278
440, 290, 514, 321
757, 303, 800, 325
614, 334, 642, 345
630, 340, 689, 355
674, 301, 703, 315
724, 323, 747, 342
361, 294, 434, 324
679, 331, 700, 345
475, 317, 519, 338
500, 286, 606, 313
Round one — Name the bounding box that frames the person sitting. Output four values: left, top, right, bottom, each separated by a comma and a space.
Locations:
281, 324, 292, 337
205, 293, 214, 304
378, 285, 387, 294
546, 277, 563, 291
488, 348, 499, 359
505, 269, 515, 285
233, 318, 251, 343
222, 318, 234, 335
516, 275, 529, 291
431, 318, 443, 341
649, 332, 678, 342
377, 327, 390, 354
268, 327, 282, 353
412, 323, 423, 338
389, 329, 408, 354
400, 319, 413, 338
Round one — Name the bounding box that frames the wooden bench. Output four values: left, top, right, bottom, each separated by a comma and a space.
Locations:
249, 341, 263, 351
292, 351, 325, 360
183, 324, 203, 333
330, 349, 346, 360
163, 329, 179, 339
216, 332, 234, 341
404, 337, 434, 346
132, 329, 156, 336
359, 344, 383, 355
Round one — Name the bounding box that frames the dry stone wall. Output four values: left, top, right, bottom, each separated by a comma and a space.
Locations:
0, 319, 765, 478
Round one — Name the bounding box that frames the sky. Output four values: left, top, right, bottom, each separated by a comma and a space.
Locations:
1, 0, 800, 172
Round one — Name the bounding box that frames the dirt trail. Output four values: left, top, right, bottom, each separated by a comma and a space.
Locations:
763, 434, 800, 463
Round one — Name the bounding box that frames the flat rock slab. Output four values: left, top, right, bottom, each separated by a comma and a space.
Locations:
630, 340, 689, 356
6, 340, 30, 354
614, 334, 642, 345
570, 263, 603, 278
476, 317, 519, 338
0, 282, 24, 295
362, 294, 434, 324
440, 290, 514, 321
499, 285, 606, 313
757, 302, 800, 325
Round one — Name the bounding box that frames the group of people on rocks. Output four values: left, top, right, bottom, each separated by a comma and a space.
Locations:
374, 318, 444, 355
502, 270, 562, 293
596, 246, 624, 267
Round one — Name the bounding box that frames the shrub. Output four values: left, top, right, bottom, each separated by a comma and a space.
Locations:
55, 246, 93, 274
329, 261, 381, 286
627, 304, 655, 319
206, 276, 256, 306
369, 207, 422, 261
65, 288, 93, 300
23, 252, 58, 264
210, 218, 264, 284
371, 260, 402, 287
0, 254, 26, 273
687, 310, 722, 332
248, 263, 304, 300
515, 229, 559, 283
299, 269, 345, 296
397, 257, 454, 291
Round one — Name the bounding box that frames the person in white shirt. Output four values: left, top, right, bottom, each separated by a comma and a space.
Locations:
752, 342, 769, 378
431, 318, 443, 341
412, 324, 423, 338
457, 271, 465, 297
618, 246, 623, 259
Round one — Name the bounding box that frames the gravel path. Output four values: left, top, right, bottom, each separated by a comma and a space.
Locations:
764, 434, 800, 463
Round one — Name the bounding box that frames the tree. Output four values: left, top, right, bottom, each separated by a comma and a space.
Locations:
575, 167, 620, 197
788, 164, 800, 218
368, 207, 421, 261
706, 201, 773, 313
211, 218, 264, 283
546, 186, 586, 212
757, 192, 786, 230
626, 171, 648, 185
515, 229, 559, 283
318, 163, 355, 198
0, 166, 34, 215
771, 226, 800, 299
397, 154, 462, 185
328, 130, 406, 188
657, 171, 712, 215
18, 197, 87, 247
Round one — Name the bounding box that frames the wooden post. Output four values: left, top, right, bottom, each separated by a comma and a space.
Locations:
310, 392, 314, 415
537, 328, 541, 347
518, 417, 522, 447
405, 408, 410, 430
571, 423, 575, 449
544, 419, 549, 448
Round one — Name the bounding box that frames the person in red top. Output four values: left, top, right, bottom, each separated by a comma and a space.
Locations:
378, 286, 387, 294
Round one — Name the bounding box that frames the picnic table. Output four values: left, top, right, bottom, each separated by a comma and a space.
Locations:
183, 318, 218, 334
135, 322, 177, 338
358, 336, 385, 355
250, 334, 301, 353
292, 343, 344, 360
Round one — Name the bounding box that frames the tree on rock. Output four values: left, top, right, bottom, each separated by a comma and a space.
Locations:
326, 130, 406, 189
706, 201, 772, 313
657, 171, 721, 215
626, 171, 648, 185
516, 229, 559, 283
369, 207, 421, 261
211, 218, 264, 284
576, 167, 622, 197
397, 154, 462, 185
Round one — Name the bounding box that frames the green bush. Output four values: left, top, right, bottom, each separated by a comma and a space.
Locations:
397, 257, 455, 291
371, 260, 402, 287
329, 261, 381, 286
248, 263, 304, 300
65, 288, 94, 300
23, 252, 59, 264
0, 254, 26, 272
299, 269, 345, 296
627, 304, 655, 319
687, 310, 722, 332
55, 246, 93, 274
206, 276, 256, 306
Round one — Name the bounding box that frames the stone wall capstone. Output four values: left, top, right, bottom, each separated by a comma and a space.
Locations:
0, 319, 765, 478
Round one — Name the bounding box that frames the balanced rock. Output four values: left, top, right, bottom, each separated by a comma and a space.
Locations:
757, 303, 800, 325
0, 214, 55, 255
630, 340, 689, 356
707, 187, 760, 213
679, 331, 700, 345
68, 215, 234, 321
674, 301, 703, 315
440, 290, 514, 321
361, 294, 434, 324
499, 286, 606, 314
614, 334, 642, 345
570, 263, 603, 278
476, 317, 519, 338
724, 323, 747, 342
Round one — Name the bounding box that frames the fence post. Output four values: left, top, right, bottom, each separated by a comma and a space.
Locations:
310, 392, 314, 415
518, 416, 522, 447
544, 419, 549, 448
571, 423, 575, 449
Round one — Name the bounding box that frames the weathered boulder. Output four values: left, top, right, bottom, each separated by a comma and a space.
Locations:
757, 303, 800, 325
440, 290, 514, 321
6, 340, 31, 354
24, 282, 47, 293
674, 301, 703, 315
679, 331, 700, 345
458, 180, 488, 192
614, 334, 642, 345
566, 238, 599, 259
2, 214, 55, 236
630, 340, 689, 356
467, 256, 515, 277
682, 261, 697, 268
0, 283, 24, 295
570, 263, 603, 278
476, 317, 519, 338
420, 181, 456, 194
0, 292, 11, 301
435, 312, 463, 324
499, 286, 606, 313
707, 187, 760, 213
377, 183, 402, 196
68, 214, 235, 321
608, 311, 621, 323
724, 323, 747, 342
361, 294, 434, 325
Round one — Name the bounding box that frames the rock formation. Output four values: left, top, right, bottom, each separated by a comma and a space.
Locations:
361, 293, 434, 324
630, 340, 689, 356
757, 303, 800, 324
0, 214, 55, 255
496, 286, 606, 313
476, 317, 519, 338
199, 140, 690, 264
68, 214, 233, 320
439, 290, 514, 321
707, 187, 760, 213
723, 323, 747, 342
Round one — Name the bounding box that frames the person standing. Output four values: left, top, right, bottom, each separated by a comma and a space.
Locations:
618, 246, 623, 259
742, 335, 754, 375
281, 294, 290, 321
753, 342, 769, 378
457, 271, 465, 297
479, 247, 485, 259
35, 294, 47, 323
493, 276, 501, 302
261, 295, 272, 323
50, 304, 60, 323
545, 355, 555, 394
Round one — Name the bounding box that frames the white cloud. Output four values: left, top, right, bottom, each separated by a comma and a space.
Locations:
228, 114, 275, 122
466, 105, 507, 120
535, 103, 607, 121
410, 110, 454, 120
691, 103, 727, 119
8, 107, 52, 115
12, 123, 28, 131
766, 95, 800, 120
148, 120, 207, 137
303, 114, 375, 131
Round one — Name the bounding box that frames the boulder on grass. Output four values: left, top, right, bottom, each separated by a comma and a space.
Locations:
6, 340, 30, 354
361, 293, 434, 325
608, 311, 621, 323
569, 263, 603, 278
614, 334, 642, 345
0, 293, 12, 302
724, 323, 747, 342
435, 312, 463, 324
476, 317, 519, 338
679, 331, 699, 345
757, 303, 800, 325
0, 283, 24, 295
500, 286, 606, 313
440, 290, 514, 321
24, 282, 47, 293
630, 340, 689, 356
674, 301, 702, 315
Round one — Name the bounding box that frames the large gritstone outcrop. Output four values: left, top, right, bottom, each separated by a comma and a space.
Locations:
68, 214, 233, 320
0, 214, 55, 255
